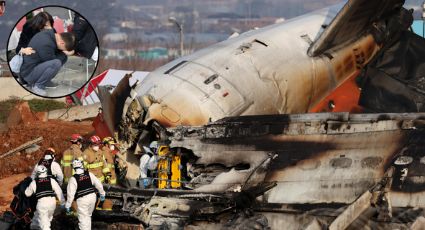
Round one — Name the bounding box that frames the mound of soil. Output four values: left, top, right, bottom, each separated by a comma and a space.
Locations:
0, 120, 94, 180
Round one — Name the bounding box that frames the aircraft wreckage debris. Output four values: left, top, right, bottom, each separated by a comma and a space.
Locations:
0, 137, 43, 159
98, 112, 424, 229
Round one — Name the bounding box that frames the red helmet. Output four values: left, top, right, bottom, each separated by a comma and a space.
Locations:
90, 135, 101, 145
70, 134, 83, 142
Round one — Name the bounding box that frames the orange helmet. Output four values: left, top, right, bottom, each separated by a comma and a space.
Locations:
46, 147, 55, 153
44, 147, 55, 160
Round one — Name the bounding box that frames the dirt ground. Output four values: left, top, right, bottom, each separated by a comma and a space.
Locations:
0, 173, 27, 213
0, 120, 94, 179
0, 119, 94, 214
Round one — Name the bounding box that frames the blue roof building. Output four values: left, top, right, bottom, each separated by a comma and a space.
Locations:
412, 20, 424, 37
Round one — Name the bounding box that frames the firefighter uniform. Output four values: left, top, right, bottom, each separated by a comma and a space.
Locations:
66, 169, 106, 230
25, 166, 65, 230
61, 144, 84, 183
102, 146, 116, 185
83, 148, 107, 183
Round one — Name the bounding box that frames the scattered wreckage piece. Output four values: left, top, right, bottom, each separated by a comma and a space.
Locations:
0, 136, 43, 159
329, 166, 395, 229
98, 112, 425, 229
103, 182, 276, 228
167, 112, 425, 205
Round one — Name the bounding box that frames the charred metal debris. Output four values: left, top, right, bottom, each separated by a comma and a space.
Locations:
104, 112, 425, 228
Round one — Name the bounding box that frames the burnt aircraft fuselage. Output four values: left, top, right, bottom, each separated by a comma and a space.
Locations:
167, 113, 425, 207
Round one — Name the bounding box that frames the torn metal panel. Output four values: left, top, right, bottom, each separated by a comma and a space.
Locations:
98, 73, 132, 135
167, 113, 425, 205
359, 30, 425, 113
329, 190, 373, 230
308, 0, 405, 56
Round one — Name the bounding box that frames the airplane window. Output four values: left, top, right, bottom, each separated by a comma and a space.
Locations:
204, 74, 218, 85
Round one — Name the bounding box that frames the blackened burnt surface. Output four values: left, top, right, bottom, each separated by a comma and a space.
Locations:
214, 113, 349, 124
205, 137, 335, 170
391, 129, 425, 193
308, 0, 405, 56
111, 74, 132, 129
359, 31, 425, 113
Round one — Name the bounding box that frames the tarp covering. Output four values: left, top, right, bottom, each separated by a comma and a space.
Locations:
9, 177, 36, 227
359, 30, 425, 112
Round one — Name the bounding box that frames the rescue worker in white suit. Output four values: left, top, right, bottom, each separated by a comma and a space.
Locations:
65, 159, 106, 230
25, 165, 65, 230
139, 141, 159, 188
31, 148, 64, 186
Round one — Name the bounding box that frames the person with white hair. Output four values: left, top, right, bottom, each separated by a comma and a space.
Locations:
31, 148, 64, 186
65, 159, 106, 230
25, 165, 65, 230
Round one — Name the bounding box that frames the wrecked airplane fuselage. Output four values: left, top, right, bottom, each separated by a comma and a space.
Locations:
96, 0, 422, 188
167, 113, 425, 206
101, 112, 425, 229
94, 0, 425, 228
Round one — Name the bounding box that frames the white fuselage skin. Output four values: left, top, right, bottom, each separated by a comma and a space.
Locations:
134, 4, 379, 128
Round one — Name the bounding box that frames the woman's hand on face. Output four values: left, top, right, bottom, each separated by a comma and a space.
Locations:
20, 47, 35, 55
63, 50, 75, 56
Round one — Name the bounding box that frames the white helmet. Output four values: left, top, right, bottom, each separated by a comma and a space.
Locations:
36, 165, 48, 178
72, 159, 84, 169
149, 141, 158, 149
143, 146, 153, 155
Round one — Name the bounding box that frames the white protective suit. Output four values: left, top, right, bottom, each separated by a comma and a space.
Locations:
25, 178, 65, 230
65, 170, 106, 230
31, 161, 64, 186
139, 154, 151, 179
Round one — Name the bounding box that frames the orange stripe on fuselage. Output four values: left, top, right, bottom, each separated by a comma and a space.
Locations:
309, 71, 363, 113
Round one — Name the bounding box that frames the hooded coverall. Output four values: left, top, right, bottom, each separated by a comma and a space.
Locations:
65, 171, 105, 230
61, 144, 84, 183
25, 177, 64, 230
139, 153, 151, 188
83, 148, 107, 183
31, 160, 64, 186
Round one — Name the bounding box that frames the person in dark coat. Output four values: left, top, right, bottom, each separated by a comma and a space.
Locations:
20, 30, 75, 96
16, 11, 54, 55
72, 14, 98, 61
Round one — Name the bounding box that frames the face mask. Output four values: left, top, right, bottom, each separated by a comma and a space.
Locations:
110, 145, 115, 151
92, 145, 99, 151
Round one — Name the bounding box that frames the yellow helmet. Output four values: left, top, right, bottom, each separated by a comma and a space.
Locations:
103, 137, 116, 145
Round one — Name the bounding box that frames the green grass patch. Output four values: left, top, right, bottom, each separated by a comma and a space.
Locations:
0, 98, 67, 123
0, 98, 20, 123
27, 99, 67, 112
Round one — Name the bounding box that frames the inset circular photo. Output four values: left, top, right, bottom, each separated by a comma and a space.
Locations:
7, 6, 99, 98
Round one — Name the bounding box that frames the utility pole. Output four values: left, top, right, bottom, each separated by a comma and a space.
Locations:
423, 1, 425, 38
169, 17, 184, 57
